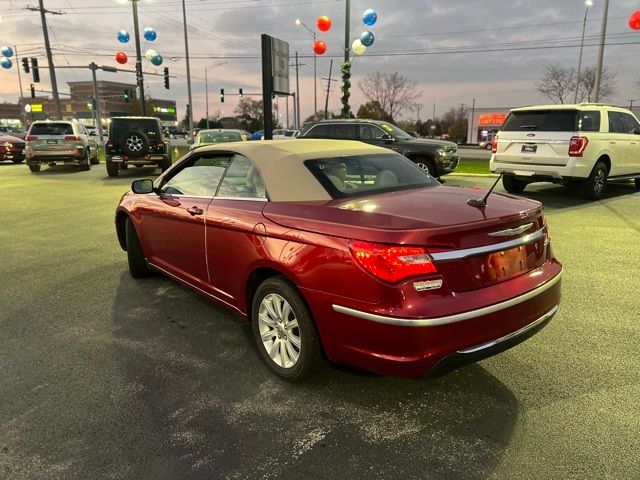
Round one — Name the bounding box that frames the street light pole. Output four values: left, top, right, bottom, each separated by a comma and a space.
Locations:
37, 0, 62, 119
181, 0, 194, 139
593, 0, 610, 102
574, 0, 593, 104
130, 0, 146, 115
432, 99, 437, 122
295, 19, 318, 118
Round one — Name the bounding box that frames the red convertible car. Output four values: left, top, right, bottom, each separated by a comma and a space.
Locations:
115, 140, 562, 381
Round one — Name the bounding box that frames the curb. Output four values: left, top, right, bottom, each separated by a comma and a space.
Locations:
449, 173, 499, 178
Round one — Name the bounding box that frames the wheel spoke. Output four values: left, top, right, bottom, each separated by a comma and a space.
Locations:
288, 334, 301, 349
285, 340, 299, 363
287, 318, 298, 331
261, 329, 276, 342
281, 303, 292, 322
269, 339, 280, 360
280, 339, 288, 367
259, 313, 276, 327
264, 296, 278, 320
273, 296, 283, 319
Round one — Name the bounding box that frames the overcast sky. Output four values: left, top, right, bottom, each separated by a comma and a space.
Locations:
1, 0, 639, 123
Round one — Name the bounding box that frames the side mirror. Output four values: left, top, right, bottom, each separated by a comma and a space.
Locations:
186, 139, 195, 145
88, 130, 97, 137
381, 133, 395, 143
131, 179, 155, 194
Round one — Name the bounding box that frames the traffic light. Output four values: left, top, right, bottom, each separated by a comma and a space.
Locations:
163, 67, 170, 89
31, 58, 40, 83
239, 88, 243, 98
22, 58, 29, 74
30, 83, 35, 99
220, 88, 224, 103
123, 90, 130, 103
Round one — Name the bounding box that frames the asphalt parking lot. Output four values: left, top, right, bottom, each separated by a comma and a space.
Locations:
1, 162, 639, 480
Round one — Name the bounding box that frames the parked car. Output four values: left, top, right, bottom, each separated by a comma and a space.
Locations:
273, 129, 298, 139
0, 135, 26, 163
115, 140, 562, 381
479, 139, 493, 150
105, 117, 171, 177
164, 127, 189, 139
0, 125, 27, 140
298, 119, 459, 177
189, 129, 245, 150
250, 130, 264, 141
24, 120, 99, 172
490, 104, 640, 198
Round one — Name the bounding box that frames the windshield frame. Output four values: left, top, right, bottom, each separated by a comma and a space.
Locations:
376, 122, 414, 141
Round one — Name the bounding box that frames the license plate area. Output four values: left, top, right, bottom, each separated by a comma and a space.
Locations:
521, 144, 537, 153
487, 246, 528, 280
47, 139, 58, 144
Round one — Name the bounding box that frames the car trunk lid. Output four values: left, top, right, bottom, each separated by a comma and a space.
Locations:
262, 186, 548, 291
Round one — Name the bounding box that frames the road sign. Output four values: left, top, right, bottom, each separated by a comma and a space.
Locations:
24, 104, 32, 113
271, 37, 290, 95
31, 104, 43, 112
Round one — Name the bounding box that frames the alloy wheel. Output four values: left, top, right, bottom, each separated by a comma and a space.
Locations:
126, 136, 143, 152
258, 293, 301, 369
593, 169, 605, 194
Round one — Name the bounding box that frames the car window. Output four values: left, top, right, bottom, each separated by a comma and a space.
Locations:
334, 124, 357, 140
577, 111, 600, 132
29, 123, 73, 136
112, 119, 160, 139
305, 153, 439, 199
608, 112, 626, 133
160, 154, 233, 197
216, 154, 267, 199
359, 124, 387, 140
304, 124, 332, 138
620, 113, 640, 134
502, 110, 577, 132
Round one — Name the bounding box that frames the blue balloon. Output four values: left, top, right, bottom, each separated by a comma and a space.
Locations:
362, 9, 378, 26
360, 31, 375, 47
1, 57, 12, 69
143, 27, 157, 42
1, 46, 13, 58
117, 29, 130, 44
150, 53, 163, 66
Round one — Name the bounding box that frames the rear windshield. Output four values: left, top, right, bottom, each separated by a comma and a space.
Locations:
111, 119, 160, 139
198, 131, 243, 143
29, 123, 73, 136
305, 153, 439, 199
502, 110, 578, 132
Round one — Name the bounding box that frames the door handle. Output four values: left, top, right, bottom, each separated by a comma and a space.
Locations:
187, 206, 204, 216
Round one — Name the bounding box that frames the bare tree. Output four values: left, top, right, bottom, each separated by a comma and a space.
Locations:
358, 72, 420, 121
577, 66, 617, 102
535, 64, 576, 104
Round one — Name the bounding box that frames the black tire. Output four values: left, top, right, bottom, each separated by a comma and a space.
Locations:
27, 162, 40, 172
106, 159, 119, 177
414, 158, 436, 177
120, 130, 150, 158
581, 161, 608, 200
159, 157, 171, 173
90, 148, 99, 165
125, 217, 152, 278
502, 175, 527, 194
11, 157, 24, 164
79, 150, 91, 171
251, 277, 322, 381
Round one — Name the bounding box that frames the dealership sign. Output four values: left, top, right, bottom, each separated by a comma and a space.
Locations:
152, 106, 175, 114
478, 113, 508, 126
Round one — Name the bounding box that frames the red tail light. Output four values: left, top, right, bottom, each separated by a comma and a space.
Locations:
491, 136, 498, 154
25, 135, 38, 141
569, 136, 588, 157
106, 140, 114, 149
64, 135, 81, 142
155, 138, 165, 147
349, 241, 437, 283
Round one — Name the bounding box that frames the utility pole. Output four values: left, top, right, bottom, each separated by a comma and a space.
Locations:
14, 45, 25, 124
342, 0, 351, 116
323, 59, 335, 119
574, 1, 593, 104
594, 0, 610, 102
469, 98, 476, 144
34, 0, 63, 119
130, 0, 146, 115
89, 63, 104, 143
290, 54, 304, 128
181, 0, 194, 139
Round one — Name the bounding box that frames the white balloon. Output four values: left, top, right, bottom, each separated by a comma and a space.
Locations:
351, 39, 367, 55
145, 49, 157, 60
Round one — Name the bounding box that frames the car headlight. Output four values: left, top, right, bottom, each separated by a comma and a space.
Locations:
437, 148, 446, 156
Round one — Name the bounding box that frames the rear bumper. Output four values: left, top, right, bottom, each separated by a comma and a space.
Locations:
490, 157, 592, 181
27, 148, 84, 162
0, 150, 24, 160
303, 263, 562, 379
108, 154, 168, 164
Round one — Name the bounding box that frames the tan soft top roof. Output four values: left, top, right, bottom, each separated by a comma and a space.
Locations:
194, 139, 393, 201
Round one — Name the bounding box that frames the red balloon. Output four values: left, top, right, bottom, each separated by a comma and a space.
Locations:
313, 40, 327, 55
115, 51, 128, 64
630, 11, 640, 30
317, 15, 332, 32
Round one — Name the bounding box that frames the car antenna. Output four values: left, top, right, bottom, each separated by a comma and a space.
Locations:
466, 171, 505, 209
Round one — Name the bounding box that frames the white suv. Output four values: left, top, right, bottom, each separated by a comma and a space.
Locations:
490, 104, 640, 199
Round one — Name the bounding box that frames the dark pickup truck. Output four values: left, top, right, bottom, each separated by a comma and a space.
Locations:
105, 117, 171, 177
298, 119, 459, 177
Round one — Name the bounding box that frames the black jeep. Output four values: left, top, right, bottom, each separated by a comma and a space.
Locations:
298, 119, 459, 177
105, 117, 171, 177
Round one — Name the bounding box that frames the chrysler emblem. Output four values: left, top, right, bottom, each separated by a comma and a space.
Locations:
488, 223, 534, 237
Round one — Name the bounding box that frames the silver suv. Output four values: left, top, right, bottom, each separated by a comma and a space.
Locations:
25, 120, 99, 173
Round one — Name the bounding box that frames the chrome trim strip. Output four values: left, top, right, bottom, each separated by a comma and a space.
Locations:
430, 226, 546, 262
148, 262, 238, 303
331, 270, 562, 327
213, 196, 268, 202
457, 305, 558, 354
